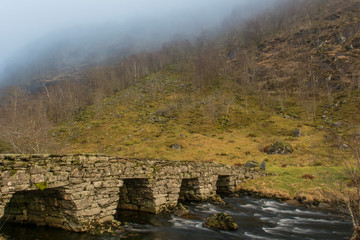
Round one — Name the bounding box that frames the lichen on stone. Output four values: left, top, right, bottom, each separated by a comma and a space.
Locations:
35, 182, 48, 191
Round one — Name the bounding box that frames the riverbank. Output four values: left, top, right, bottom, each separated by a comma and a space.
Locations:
237, 189, 334, 210
236, 165, 345, 210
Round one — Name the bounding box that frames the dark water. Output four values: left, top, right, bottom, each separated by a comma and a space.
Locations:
0, 197, 352, 240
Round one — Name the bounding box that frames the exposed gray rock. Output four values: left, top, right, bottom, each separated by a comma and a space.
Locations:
260, 161, 266, 171
245, 161, 259, 168
267, 141, 294, 155
289, 163, 299, 167
339, 144, 348, 149
170, 143, 182, 150
203, 212, 238, 231
293, 128, 302, 137
333, 122, 341, 127
318, 203, 332, 209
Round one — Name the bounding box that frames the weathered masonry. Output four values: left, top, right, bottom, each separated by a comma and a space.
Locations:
0, 154, 263, 232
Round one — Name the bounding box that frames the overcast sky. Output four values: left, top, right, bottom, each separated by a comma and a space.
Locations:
0, 0, 280, 84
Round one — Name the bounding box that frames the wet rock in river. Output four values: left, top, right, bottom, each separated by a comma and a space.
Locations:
203, 212, 238, 231
89, 220, 123, 236
209, 195, 226, 205
173, 203, 190, 217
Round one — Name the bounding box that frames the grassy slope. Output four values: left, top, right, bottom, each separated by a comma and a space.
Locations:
54, 62, 359, 203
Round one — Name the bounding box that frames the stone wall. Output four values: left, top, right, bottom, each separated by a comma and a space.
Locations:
0, 154, 263, 232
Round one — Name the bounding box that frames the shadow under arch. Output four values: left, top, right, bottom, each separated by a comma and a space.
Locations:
178, 178, 201, 202
1, 187, 78, 231
216, 175, 234, 196
117, 178, 156, 213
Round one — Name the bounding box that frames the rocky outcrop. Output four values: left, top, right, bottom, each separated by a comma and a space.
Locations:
266, 141, 294, 155
203, 212, 238, 231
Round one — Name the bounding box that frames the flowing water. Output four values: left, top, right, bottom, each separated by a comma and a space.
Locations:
0, 196, 352, 240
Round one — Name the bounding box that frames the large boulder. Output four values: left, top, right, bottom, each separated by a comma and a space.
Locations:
266, 141, 294, 155
259, 161, 266, 171
203, 212, 238, 231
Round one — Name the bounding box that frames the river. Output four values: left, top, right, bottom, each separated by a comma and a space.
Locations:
0, 196, 352, 240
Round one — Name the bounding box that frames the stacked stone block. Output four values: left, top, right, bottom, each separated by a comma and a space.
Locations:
0, 154, 264, 232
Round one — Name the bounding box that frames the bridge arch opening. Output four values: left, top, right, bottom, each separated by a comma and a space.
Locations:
117, 178, 155, 213
216, 175, 233, 195
178, 178, 201, 202
1, 187, 75, 230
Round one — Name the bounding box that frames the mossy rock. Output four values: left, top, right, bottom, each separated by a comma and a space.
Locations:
202, 212, 238, 231
173, 203, 190, 217
209, 195, 225, 205
89, 220, 123, 235
267, 141, 294, 155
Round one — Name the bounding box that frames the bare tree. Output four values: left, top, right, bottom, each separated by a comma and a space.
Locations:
0, 87, 55, 153
340, 134, 360, 239
327, 129, 360, 240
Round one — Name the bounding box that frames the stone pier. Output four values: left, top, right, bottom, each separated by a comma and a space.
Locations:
0, 154, 263, 232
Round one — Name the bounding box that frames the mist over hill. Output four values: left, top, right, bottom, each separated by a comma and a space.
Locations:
0, 0, 283, 87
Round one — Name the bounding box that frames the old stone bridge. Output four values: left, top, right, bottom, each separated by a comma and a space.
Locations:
0, 154, 263, 232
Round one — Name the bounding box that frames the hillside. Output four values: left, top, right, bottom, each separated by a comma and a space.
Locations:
1, 0, 360, 203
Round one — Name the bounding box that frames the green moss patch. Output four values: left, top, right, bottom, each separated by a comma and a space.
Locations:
35, 182, 48, 191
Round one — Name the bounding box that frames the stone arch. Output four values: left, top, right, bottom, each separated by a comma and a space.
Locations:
1, 187, 77, 231
178, 178, 201, 202
117, 178, 155, 213
216, 175, 234, 195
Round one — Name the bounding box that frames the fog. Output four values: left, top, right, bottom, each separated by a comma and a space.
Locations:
0, 0, 282, 86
